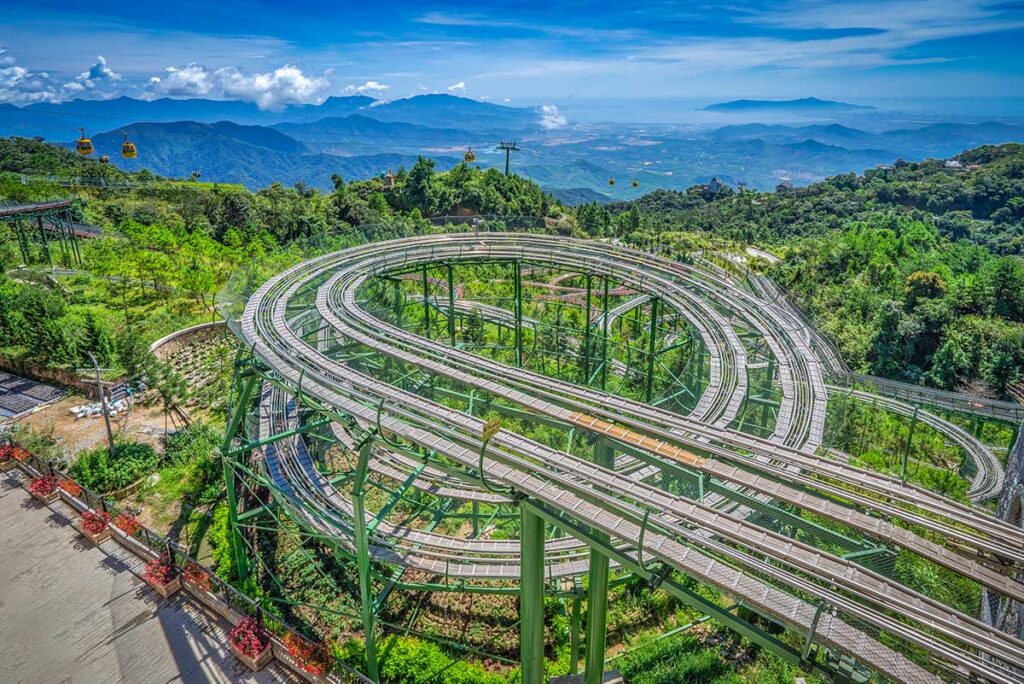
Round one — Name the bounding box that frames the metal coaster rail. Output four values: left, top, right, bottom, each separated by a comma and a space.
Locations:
227, 232, 1024, 683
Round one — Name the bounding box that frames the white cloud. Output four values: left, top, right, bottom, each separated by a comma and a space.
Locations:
539, 104, 567, 129
447, 81, 467, 93
0, 45, 59, 103
343, 80, 389, 95
146, 63, 331, 110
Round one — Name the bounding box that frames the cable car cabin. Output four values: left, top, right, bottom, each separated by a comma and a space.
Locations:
632, 179, 639, 188
608, 178, 616, 187
99, 155, 110, 164
121, 133, 138, 159
464, 148, 476, 163
76, 128, 93, 155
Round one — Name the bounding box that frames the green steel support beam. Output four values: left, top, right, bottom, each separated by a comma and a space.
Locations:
520, 505, 546, 684
447, 263, 456, 346
353, 441, 380, 682
514, 260, 524, 367
583, 273, 592, 384
645, 297, 660, 403
37, 217, 52, 269
228, 418, 330, 457
901, 406, 918, 484
220, 369, 257, 583
596, 278, 610, 391
422, 265, 431, 339
761, 356, 776, 429
585, 438, 615, 684
569, 593, 582, 675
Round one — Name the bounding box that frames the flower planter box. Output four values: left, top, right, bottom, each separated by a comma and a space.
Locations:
80, 525, 111, 545
229, 640, 273, 672
32, 490, 59, 504
182, 580, 244, 624
146, 575, 181, 599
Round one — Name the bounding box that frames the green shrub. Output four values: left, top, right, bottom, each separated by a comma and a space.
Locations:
70, 440, 159, 492
339, 635, 506, 684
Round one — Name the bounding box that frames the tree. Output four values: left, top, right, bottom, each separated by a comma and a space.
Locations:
81, 312, 116, 368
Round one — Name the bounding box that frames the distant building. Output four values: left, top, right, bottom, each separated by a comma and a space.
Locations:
968, 163, 981, 171
385, 169, 395, 189
894, 158, 909, 168
944, 160, 964, 170
775, 180, 793, 193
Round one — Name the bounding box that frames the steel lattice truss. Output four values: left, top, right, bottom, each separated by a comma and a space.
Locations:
220, 233, 1024, 684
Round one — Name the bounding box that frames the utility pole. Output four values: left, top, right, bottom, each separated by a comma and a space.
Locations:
86, 351, 117, 459
496, 141, 520, 176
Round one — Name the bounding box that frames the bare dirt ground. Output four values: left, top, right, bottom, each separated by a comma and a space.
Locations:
16, 394, 175, 462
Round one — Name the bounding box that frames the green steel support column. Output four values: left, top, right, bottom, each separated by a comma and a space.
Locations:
585, 439, 614, 684
761, 356, 776, 431
514, 261, 524, 367
600, 277, 610, 391
220, 371, 257, 583
393, 278, 404, 328
569, 594, 582, 675
645, 298, 660, 403
14, 223, 29, 264
583, 273, 592, 384
901, 406, 918, 484
802, 601, 825, 662
37, 217, 52, 269
353, 441, 380, 682
520, 505, 545, 684
472, 500, 480, 537
422, 265, 431, 339
447, 263, 456, 346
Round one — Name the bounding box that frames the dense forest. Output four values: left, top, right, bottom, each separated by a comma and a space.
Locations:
597, 144, 1024, 397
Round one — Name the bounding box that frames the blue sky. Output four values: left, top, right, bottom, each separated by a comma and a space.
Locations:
1, 0, 1022, 112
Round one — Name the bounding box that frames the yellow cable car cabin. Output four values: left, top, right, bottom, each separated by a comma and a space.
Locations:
76, 128, 93, 155
121, 133, 138, 159
632, 179, 639, 189
464, 148, 476, 163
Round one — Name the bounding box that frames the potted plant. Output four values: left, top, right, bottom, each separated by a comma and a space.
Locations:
228, 616, 273, 671
59, 478, 83, 498
27, 475, 59, 503
283, 632, 331, 677
113, 511, 140, 537
0, 446, 16, 472
182, 560, 214, 593
79, 510, 111, 545
142, 552, 181, 598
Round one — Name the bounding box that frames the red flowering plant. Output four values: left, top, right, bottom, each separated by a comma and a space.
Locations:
12, 447, 31, 462
28, 475, 58, 497
229, 617, 271, 658
81, 510, 111, 535
113, 511, 140, 536
143, 552, 179, 586
183, 561, 214, 592
58, 478, 83, 497
283, 632, 331, 675
0, 445, 13, 464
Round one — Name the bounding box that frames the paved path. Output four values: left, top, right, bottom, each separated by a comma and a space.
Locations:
0, 472, 298, 683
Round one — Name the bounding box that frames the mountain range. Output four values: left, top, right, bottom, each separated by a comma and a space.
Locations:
2, 94, 1023, 197
703, 97, 875, 113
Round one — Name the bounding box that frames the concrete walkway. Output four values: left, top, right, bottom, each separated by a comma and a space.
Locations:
0, 472, 298, 683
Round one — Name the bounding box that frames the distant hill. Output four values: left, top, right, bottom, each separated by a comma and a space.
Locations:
703, 97, 875, 113
546, 187, 613, 205
362, 94, 537, 131
275, 114, 473, 154
85, 121, 457, 189
707, 120, 1024, 159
